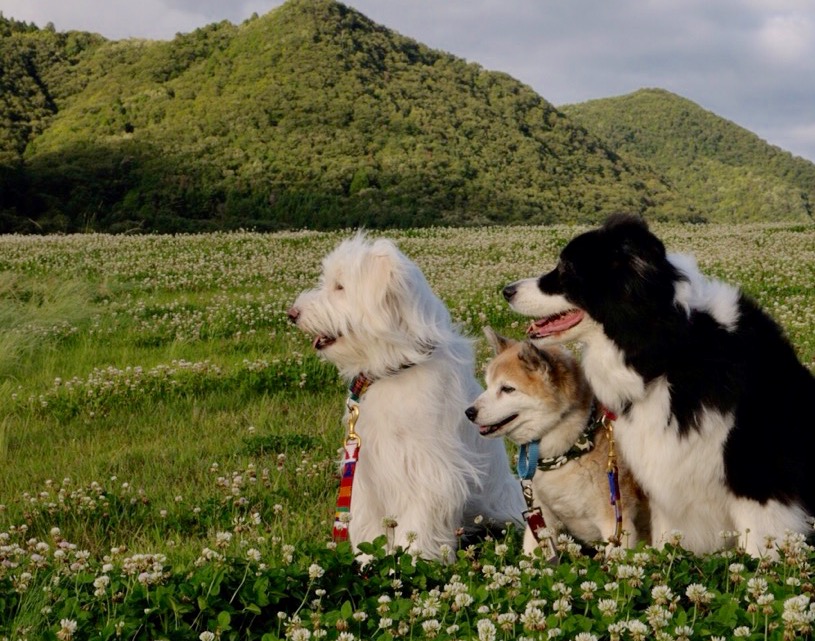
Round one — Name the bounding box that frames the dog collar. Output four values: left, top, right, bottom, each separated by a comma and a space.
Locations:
348, 373, 374, 403
517, 405, 601, 476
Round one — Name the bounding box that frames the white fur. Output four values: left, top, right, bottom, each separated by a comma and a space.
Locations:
290, 234, 525, 559
669, 253, 741, 330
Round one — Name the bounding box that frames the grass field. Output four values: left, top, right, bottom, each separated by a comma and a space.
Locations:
1, 223, 814, 640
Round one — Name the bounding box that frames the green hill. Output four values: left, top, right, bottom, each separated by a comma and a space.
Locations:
561, 89, 814, 222
1, 1, 679, 233
1, 3, 812, 233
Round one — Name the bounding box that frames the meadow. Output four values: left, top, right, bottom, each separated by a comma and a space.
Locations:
0, 223, 813, 640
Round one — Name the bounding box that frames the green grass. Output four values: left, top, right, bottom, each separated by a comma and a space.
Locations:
0, 223, 813, 639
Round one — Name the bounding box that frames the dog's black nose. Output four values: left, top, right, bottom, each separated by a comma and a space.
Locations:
502, 283, 518, 302
465, 406, 478, 422
286, 306, 300, 323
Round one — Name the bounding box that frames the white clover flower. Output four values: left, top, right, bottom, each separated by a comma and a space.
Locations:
215, 531, 232, 548
520, 605, 546, 630
199, 633, 216, 641
476, 618, 497, 641
782, 594, 814, 631
674, 625, 693, 640
580, 580, 597, 598
421, 619, 441, 638
454, 592, 474, 609
377, 617, 393, 629
746, 576, 769, 601
626, 619, 649, 641
597, 598, 618, 617
56, 619, 78, 641
574, 634, 598, 641
308, 563, 324, 580
246, 548, 261, 562
651, 584, 674, 605
289, 628, 311, 641
733, 626, 751, 637
552, 597, 572, 615
685, 583, 713, 605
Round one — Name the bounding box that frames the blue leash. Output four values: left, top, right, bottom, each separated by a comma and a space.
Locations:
517, 441, 540, 481
516, 440, 557, 561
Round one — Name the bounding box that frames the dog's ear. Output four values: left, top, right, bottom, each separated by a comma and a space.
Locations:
483, 326, 515, 355
518, 341, 553, 374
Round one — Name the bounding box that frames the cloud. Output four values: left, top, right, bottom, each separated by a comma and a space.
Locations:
757, 13, 814, 64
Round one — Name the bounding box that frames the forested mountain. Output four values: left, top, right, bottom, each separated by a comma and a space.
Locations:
0, 2, 812, 233
562, 89, 814, 222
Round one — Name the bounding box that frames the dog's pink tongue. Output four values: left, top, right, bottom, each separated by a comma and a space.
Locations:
527, 309, 584, 337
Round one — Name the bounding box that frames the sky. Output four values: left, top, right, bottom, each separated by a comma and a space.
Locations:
2, 0, 814, 163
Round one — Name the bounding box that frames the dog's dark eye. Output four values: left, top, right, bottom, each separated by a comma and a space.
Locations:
334, 283, 344, 291
500, 385, 515, 394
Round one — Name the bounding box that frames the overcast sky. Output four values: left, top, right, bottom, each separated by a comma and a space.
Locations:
3, 0, 814, 163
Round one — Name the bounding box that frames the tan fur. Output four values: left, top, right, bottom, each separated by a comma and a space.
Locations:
467, 327, 647, 554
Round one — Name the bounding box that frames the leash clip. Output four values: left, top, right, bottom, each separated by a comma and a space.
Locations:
345, 402, 361, 447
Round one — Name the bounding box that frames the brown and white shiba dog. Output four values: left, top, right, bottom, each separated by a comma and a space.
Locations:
466, 327, 645, 554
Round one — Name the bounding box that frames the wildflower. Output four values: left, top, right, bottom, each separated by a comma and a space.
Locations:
580, 581, 597, 600
308, 563, 324, 580
733, 626, 751, 637
651, 585, 674, 605
626, 619, 649, 641
215, 531, 232, 548
421, 620, 441, 638
574, 634, 598, 641
477, 618, 497, 641
728, 562, 746, 583
674, 625, 693, 640
497, 611, 517, 631
607, 622, 626, 641
645, 604, 672, 631
552, 597, 572, 616
782, 594, 814, 635
93, 575, 110, 597
199, 633, 216, 641
520, 604, 546, 631
597, 598, 618, 617
685, 583, 713, 605
56, 619, 77, 641
246, 548, 261, 562
746, 576, 768, 600
377, 617, 392, 630
289, 629, 311, 641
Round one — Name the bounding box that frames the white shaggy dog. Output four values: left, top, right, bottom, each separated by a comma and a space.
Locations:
287, 233, 525, 560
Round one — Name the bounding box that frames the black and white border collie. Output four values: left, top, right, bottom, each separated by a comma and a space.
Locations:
503, 214, 814, 556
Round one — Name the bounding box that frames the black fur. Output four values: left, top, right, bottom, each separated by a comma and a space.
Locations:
536, 214, 815, 512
